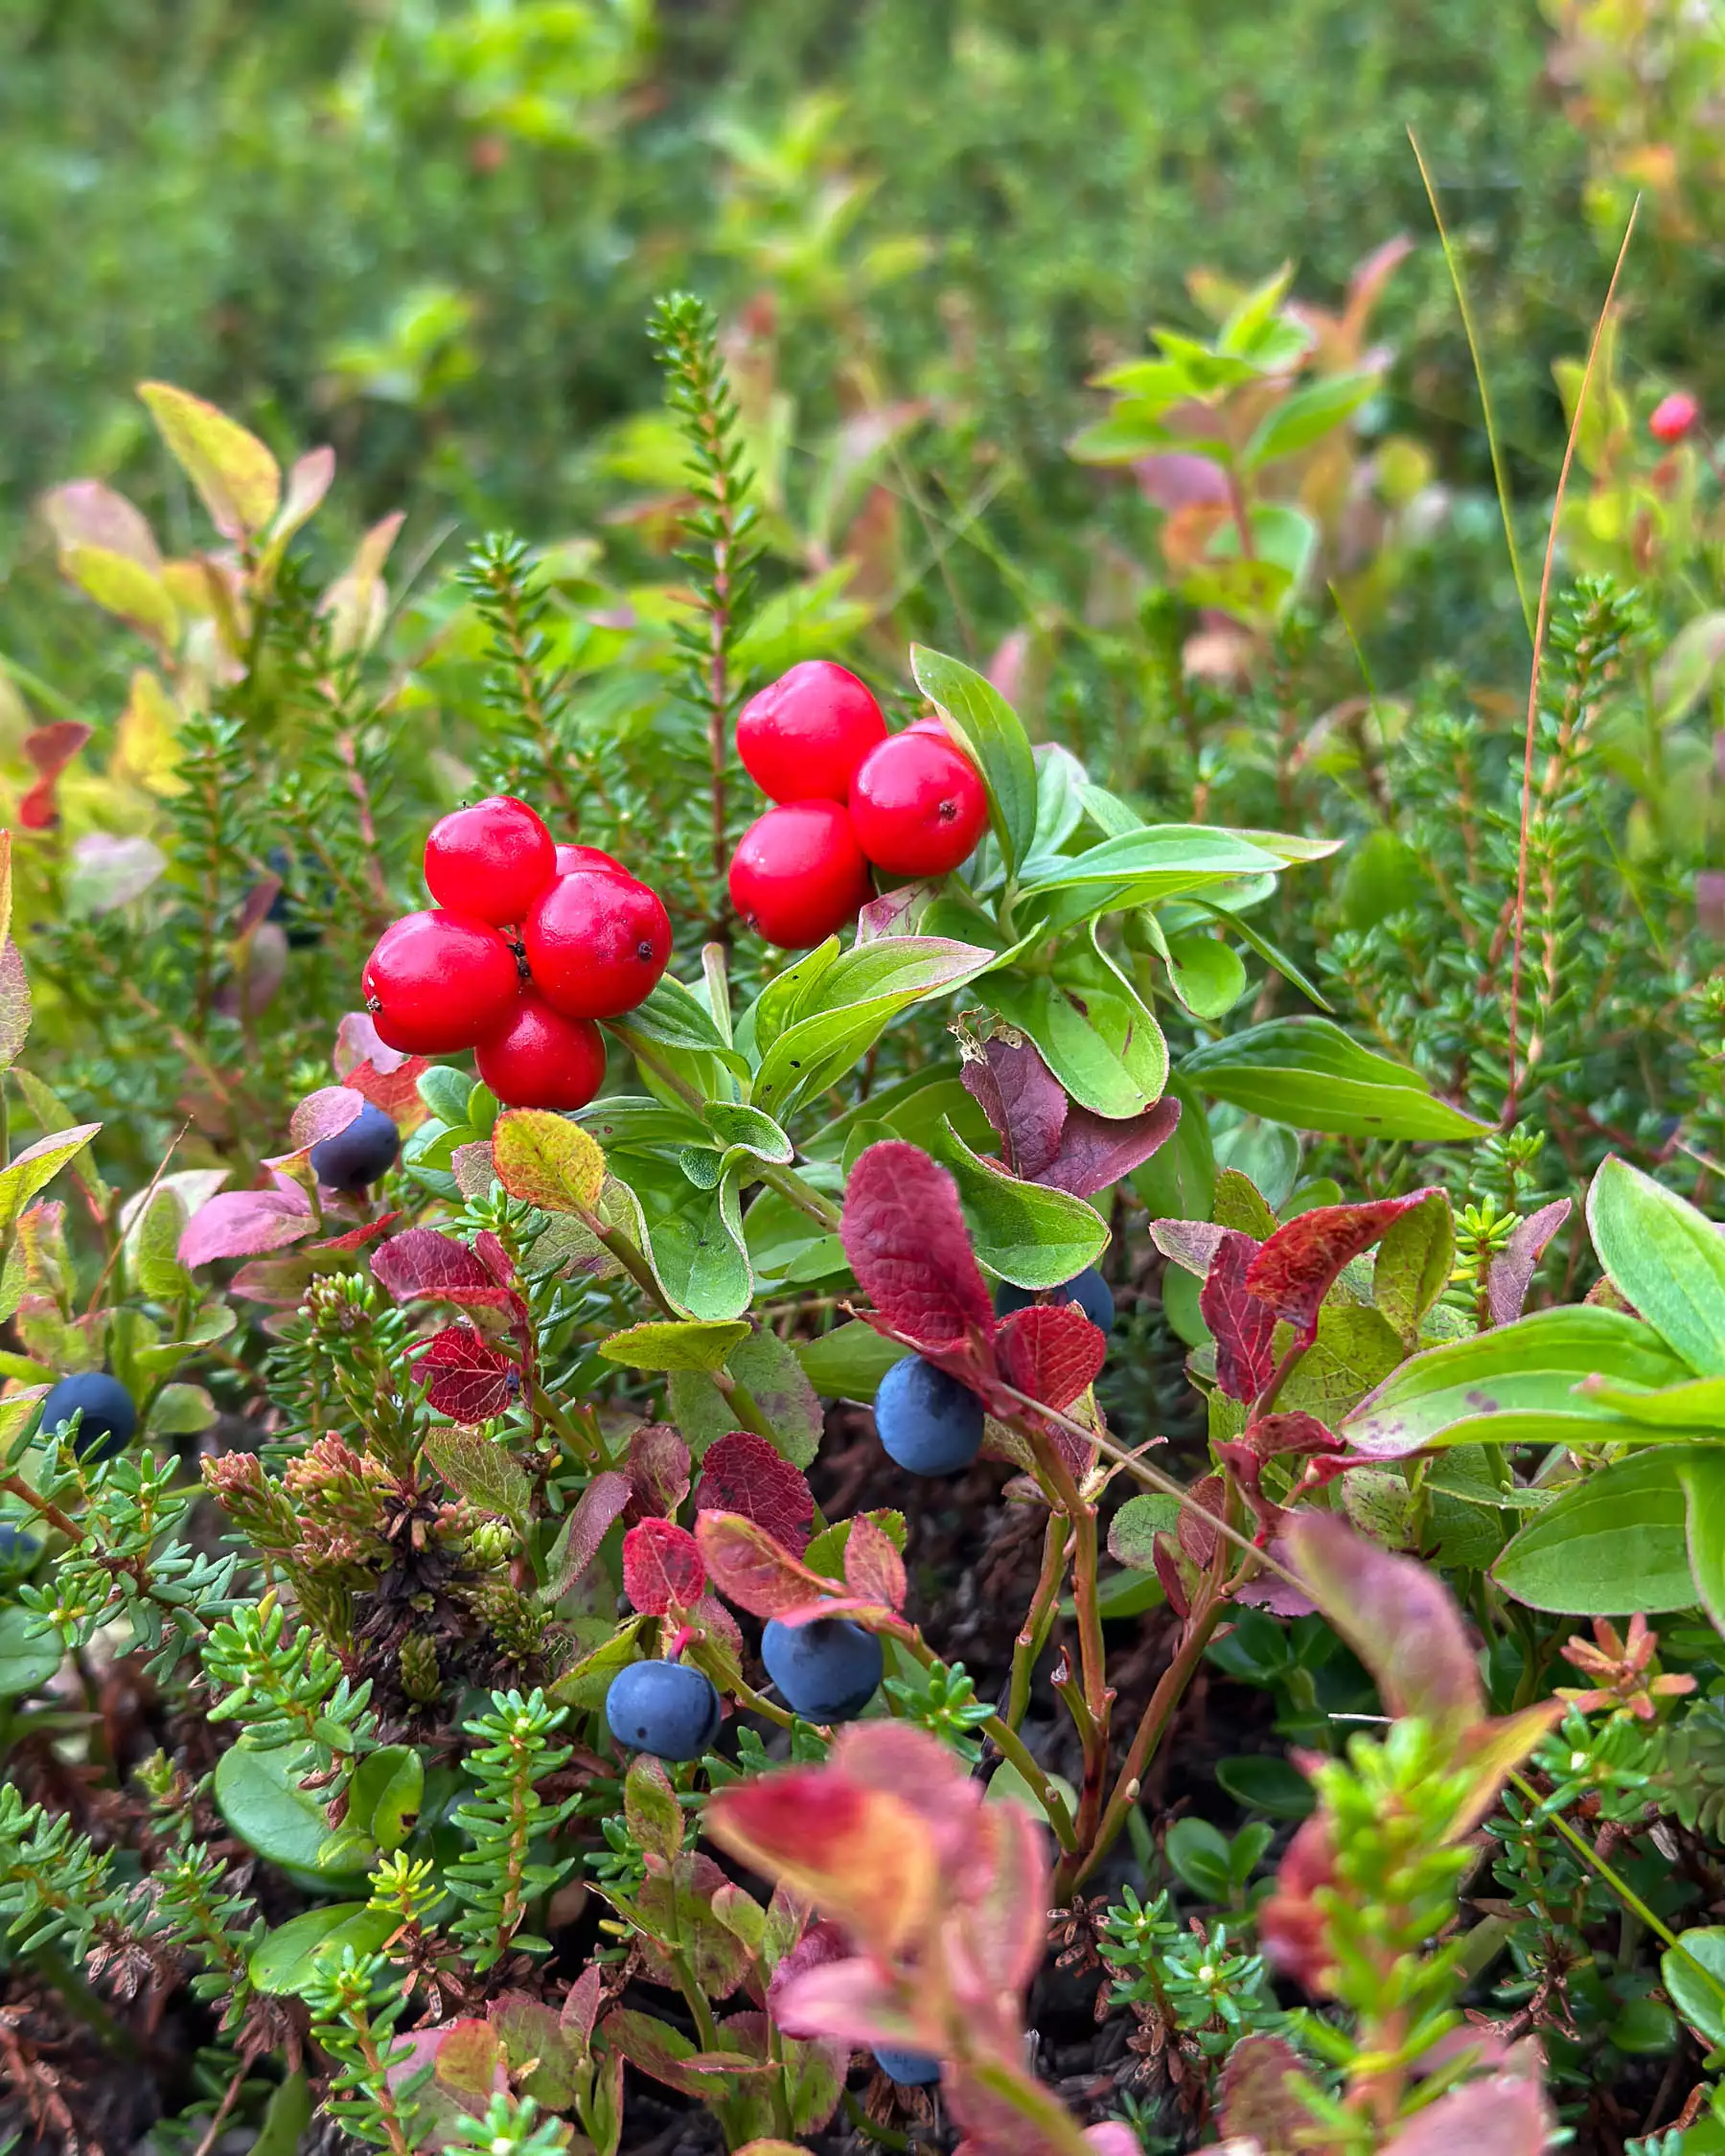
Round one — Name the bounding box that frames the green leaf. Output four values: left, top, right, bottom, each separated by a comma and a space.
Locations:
493, 1110, 607, 1213
252, 2071, 313, 2156
805, 1509, 907, 1578
650, 1171, 753, 1321
934, 1118, 1109, 1288
1021, 825, 1281, 897
1661, 1928, 1725, 2050
703, 1101, 793, 1165
1587, 1155, 1725, 1377
418, 1064, 473, 1126
422, 1426, 532, 1533
344, 1745, 424, 1855
1164, 931, 1248, 1019
909, 643, 1039, 872
617, 976, 749, 1074
139, 380, 282, 540
1581, 1374, 1725, 1428
1108, 1493, 1182, 1570
149, 1382, 217, 1435
0, 1123, 102, 1232
1181, 1019, 1488, 1140
60, 543, 179, 644
249, 1903, 395, 1998
986, 972, 1166, 1118
548, 1616, 647, 1709
214, 1744, 364, 1881
1343, 1307, 1694, 1456
1130, 1075, 1215, 1223
749, 936, 997, 1121
1242, 371, 1379, 469
1373, 1189, 1455, 1344
795, 1322, 909, 1402
600, 1319, 752, 1371
1682, 1452, 1725, 1638
725, 1326, 823, 1469
0, 1604, 61, 1698
1492, 1450, 1702, 1615
1276, 1303, 1406, 1424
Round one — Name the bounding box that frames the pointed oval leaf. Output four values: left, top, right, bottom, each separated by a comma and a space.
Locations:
909, 644, 1038, 872
139, 381, 281, 539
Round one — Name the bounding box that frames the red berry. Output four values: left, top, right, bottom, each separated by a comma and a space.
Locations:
736, 661, 887, 803
362, 910, 520, 1054
1650, 391, 1700, 444
848, 733, 988, 877
524, 868, 671, 1019
424, 795, 555, 925
476, 992, 607, 1110
727, 801, 873, 948
555, 842, 625, 876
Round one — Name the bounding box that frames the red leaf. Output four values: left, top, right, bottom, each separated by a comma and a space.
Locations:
1036, 1095, 1182, 1199
622, 1517, 706, 1615
344, 1057, 429, 1123
766, 1919, 850, 2039
178, 1185, 315, 1268
18, 722, 92, 828
842, 1513, 907, 1613
1200, 1230, 1278, 1402
628, 1423, 692, 1522
1258, 1812, 1337, 1990
547, 1470, 633, 1596
995, 1301, 1107, 1411
311, 1211, 402, 1252
1246, 1190, 1438, 1346
840, 1141, 994, 1349
1380, 2074, 1553, 2156
1486, 1197, 1572, 1326
1213, 1411, 1337, 1541
960, 1038, 1067, 1180
694, 1433, 815, 1555
416, 1325, 518, 1423
372, 1227, 517, 1313
334, 1010, 414, 1079
696, 1510, 834, 1619
265, 1085, 364, 1169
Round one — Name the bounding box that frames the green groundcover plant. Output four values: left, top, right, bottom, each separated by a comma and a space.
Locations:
3, 292, 1725, 2156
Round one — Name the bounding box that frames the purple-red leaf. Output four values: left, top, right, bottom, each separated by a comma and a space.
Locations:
1246, 1190, 1438, 1346
961, 1037, 1067, 1180
372, 1227, 517, 1312
840, 1141, 994, 1349
694, 1432, 815, 1555
995, 1301, 1108, 1411
696, 1511, 835, 1620
1380, 2075, 1553, 2156
1486, 1198, 1573, 1327
628, 1423, 692, 1522
178, 1184, 314, 1268
1036, 1095, 1182, 1199
415, 1325, 518, 1423
622, 1517, 706, 1615
1149, 1218, 1229, 1275
547, 1471, 633, 1598
842, 1512, 907, 1613
1199, 1230, 1278, 1402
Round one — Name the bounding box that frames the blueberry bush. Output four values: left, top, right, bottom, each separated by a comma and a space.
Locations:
1, 33, 1725, 2150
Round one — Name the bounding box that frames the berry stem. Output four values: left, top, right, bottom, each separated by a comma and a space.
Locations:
1005, 1513, 1068, 1733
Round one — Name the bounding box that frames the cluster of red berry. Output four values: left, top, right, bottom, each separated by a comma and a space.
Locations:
361, 798, 670, 1111
726, 661, 987, 947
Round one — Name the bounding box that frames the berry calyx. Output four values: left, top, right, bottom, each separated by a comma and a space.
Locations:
362, 909, 521, 1054
761, 1617, 884, 1724
555, 842, 625, 876
728, 800, 873, 948
1650, 391, 1700, 444
604, 1660, 722, 1760
849, 731, 988, 877
309, 1101, 401, 1193
875, 2049, 942, 2087
736, 660, 888, 803
995, 1267, 1115, 1333
874, 1354, 983, 1477
41, 1372, 138, 1462
523, 867, 671, 1020
475, 992, 607, 1111
424, 795, 556, 926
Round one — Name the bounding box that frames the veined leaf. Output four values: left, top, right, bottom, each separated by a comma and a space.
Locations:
1182, 1019, 1487, 1140
1587, 1155, 1725, 1377
934, 1119, 1109, 1288
1493, 1450, 1701, 1615
909, 645, 1039, 873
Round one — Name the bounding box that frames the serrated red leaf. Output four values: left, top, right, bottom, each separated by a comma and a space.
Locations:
696, 1510, 833, 1620
344, 1057, 429, 1123
372, 1227, 517, 1313
842, 1513, 906, 1613
995, 1301, 1107, 1411
961, 1037, 1067, 1179
840, 1141, 994, 1349
1200, 1230, 1278, 1403
1246, 1190, 1438, 1346
416, 1324, 518, 1423
1213, 1411, 1337, 1540
623, 1517, 706, 1615
694, 1432, 815, 1555
628, 1423, 692, 1523
1036, 1095, 1181, 1199
311, 1211, 402, 1251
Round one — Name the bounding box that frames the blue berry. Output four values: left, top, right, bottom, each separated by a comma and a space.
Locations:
40, 1373, 137, 1462
0, 1523, 39, 1575
874, 1354, 982, 1477
309, 1101, 400, 1193
874, 2048, 941, 2086
762, 1617, 882, 1724
994, 1266, 1114, 1333
605, 1660, 721, 1761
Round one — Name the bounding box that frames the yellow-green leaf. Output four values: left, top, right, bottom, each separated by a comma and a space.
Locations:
60, 543, 179, 647
138, 380, 282, 540
0, 1124, 101, 1232
493, 1109, 606, 1213
599, 1319, 751, 1371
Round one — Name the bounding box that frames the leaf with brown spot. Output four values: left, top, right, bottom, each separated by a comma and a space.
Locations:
695, 1432, 815, 1554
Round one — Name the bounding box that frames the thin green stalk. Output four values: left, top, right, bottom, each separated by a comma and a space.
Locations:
1006, 1515, 1068, 1732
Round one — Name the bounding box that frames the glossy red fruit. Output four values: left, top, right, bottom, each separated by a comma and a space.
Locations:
736, 660, 887, 804
424, 795, 556, 926
849, 732, 988, 876
728, 800, 873, 948
476, 992, 607, 1110
555, 842, 625, 876
524, 868, 672, 1019
1650, 391, 1700, 444
362, 910, 520, 1054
